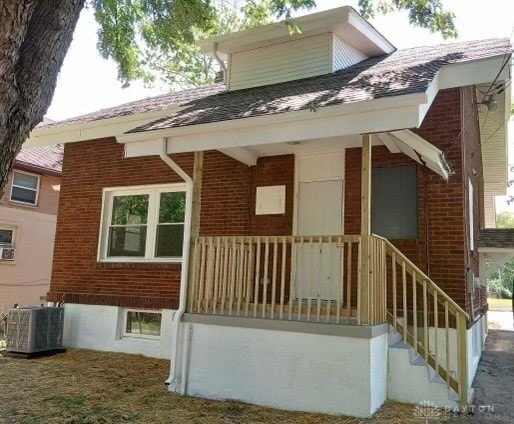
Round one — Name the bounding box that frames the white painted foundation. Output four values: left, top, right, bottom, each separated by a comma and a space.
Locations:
62, 304, 174, 359
176, 321, 388, 418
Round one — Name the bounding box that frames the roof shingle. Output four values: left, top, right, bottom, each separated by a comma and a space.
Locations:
129, 38, 511, 133
15, 144, 64, 174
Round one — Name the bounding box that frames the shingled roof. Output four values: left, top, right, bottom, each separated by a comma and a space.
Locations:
15, 144, 64, 174
37, 84, 224, 130
127, 38, 510, 133
479, 229, 514, 249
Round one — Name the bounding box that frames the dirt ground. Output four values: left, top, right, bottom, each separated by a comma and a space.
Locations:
446, 329, 514, 424
0, 348, 449, 424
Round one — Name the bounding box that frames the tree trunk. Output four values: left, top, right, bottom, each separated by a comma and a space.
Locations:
0, 0, 85, 196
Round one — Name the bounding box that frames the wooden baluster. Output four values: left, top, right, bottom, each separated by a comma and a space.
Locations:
339, 236, 345, 324
229, 238, 237, 316
423, 280, 429, 365
434, 291, 439, 375
308, 237, 314, 321
356, 237, 362, 324
220, 238, 229, 315
205, 238, 214, 312
288, 237, 297, 320
262, 237, 270, 318
297, 237, 304, 320
402, 261, 407, 341
347, 238, 353, 324
317, 236, 323, 322
253, 237, 261, 318
236, 237, 245, 316
392, 251, 397, 331
271, 237, 278, 319
244, 238, 254, 318
197, 238, 206, 313
188, 238, 199, 312
445, 301, 450, 388
280, 236, 287, 320
412, 270, 417, 353
326, 236, 333, 323
213, 238, 221, 314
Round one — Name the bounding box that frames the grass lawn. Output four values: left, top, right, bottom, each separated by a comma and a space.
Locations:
0, 347, 458, 424
488, 298, 513, 311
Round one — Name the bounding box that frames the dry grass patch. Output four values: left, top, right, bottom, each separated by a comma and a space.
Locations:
0, 348, 452, 423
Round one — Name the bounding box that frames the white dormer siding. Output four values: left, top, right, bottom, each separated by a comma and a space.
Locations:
332, 35, 368, 72
227, 33, 367, 91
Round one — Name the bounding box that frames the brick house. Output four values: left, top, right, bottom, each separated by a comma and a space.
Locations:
0, 143, 63, 313
28, 6, 511, 418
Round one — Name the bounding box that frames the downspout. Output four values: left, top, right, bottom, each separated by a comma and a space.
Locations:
158, 137, 193, 393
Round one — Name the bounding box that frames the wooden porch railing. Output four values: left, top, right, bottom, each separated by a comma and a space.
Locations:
187, 233, 469, 408
372, 234, 470, 408
188, 235, 362, 323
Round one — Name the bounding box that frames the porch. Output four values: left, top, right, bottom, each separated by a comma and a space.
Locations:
183, 134, 471, 409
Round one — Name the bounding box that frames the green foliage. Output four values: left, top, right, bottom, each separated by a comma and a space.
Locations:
359, 0, 457, 38
496, 211, 514, 229
90, 0, 457, 87
489, 212, 514, 299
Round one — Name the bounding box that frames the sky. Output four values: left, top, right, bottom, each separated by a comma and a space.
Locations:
45, 0, 514, 212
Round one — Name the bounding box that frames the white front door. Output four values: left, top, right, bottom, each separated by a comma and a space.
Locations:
296, 152, 344, 301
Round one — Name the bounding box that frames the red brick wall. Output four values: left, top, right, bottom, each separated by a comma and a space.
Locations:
345, 88, 480, 315
48, 139, 294, 308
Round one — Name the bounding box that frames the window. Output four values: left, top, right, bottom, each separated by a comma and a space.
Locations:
124, 310, 162, 338
99, 184, 187, 262
372, 166, 418, 240
0, 228, 14, 247
10, 171, 40, 205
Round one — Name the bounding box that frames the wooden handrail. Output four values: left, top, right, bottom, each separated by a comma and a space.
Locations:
372, 234, 469, 409
372, 234, 469, 320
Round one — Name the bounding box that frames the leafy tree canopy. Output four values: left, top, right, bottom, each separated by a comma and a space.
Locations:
91, 0, 457, 87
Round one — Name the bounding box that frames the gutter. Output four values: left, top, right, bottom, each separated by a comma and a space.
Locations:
158, 137, 193, 393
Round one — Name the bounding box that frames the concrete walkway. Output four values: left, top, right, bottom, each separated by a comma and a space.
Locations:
449, 330, 514, 423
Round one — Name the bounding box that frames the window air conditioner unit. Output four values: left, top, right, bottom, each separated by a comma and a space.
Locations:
0, 247, 15, 261
6, 307, 64, 355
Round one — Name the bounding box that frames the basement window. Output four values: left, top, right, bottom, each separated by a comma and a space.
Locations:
372, 166, 418, 240
10, 170, 40, 206
124, 310, 162, 338
0, 227, 14, 247
99, 184, 187, 262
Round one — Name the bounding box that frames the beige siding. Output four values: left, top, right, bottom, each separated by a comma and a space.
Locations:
229, 34, 332, 90
479, 88, 509, 228
332, 35, 367, 72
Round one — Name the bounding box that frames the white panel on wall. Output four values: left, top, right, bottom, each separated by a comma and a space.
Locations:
229, 34, 332, 91
332, 35, 368, 72
255, 185, 286, 215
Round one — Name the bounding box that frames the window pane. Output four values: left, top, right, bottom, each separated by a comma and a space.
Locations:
13, 172, 38, 190
372, 166, 417, 240
159, 192, 185, 223
155, 224, 184, 257
125, 311, 161, 336
108, 226, 147, 256
11, 186, 37, 204
111, 195, 149, 225
0, 229, 13, 245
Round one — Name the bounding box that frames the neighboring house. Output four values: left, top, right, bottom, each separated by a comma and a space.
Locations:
0, 143, 63, 313
28, 6, 511, 419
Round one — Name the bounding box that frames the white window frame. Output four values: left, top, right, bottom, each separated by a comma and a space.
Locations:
122, 309, 162, 339
10, 170, 40, 206
98, 183, 188, 263
0, 226, 15, 247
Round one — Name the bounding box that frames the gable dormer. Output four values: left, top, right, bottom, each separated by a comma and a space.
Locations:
199, 6, 395, 91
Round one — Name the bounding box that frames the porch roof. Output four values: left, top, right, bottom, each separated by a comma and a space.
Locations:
128, 38, 510, 133
479, 229, 514, 250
